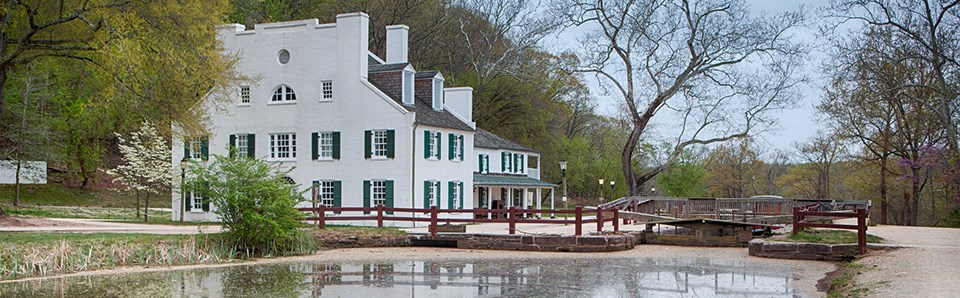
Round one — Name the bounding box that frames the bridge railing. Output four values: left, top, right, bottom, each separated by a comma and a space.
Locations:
297, 205, 620, 237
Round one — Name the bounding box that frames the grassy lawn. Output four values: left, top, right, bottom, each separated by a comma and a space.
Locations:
0, 183, 162, 208
2, 204, 171, 221
783, 229, 883, 244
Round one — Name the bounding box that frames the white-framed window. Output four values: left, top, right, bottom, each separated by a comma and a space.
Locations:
372, 130, 388, 158
319, 132, 334, 160
320, 180, 335, 207
321, 81, 333, 100
505, 152, 512, 172
371, 180, 387, 206
189, 191, 203, 211
271, 85, 296, 102
450, 181, 460, 209
425, 180, 437, 207
269, 133, 296, 160
433, 77, 444, 105
428, 131, 441, 160
402, 70, 415, 105
187, 138, 204, 160
236, 134, 249, 156
239, 85, 250, 104
528, 155, 539, 169
451, 133, 462, 161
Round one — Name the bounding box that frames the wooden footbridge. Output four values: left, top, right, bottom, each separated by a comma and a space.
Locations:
599, 196, 871, 225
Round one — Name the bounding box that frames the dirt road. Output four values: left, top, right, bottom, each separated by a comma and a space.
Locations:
0, 217, 223, 234
853, 224, 960, 297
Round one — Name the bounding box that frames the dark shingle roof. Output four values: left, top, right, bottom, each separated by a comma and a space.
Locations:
475, 128, 538, 153
415, 70, 440, 79
368, 63, 409, 73
368, 54, 382, 66
474, 174, 557, 187
366, 71, 473, 132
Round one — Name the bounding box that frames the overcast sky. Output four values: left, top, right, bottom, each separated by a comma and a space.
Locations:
546, 0, 843, 155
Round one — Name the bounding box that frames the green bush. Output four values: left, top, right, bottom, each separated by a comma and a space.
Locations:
187, 149, 305, 255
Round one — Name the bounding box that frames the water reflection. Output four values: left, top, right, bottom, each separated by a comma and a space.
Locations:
1, 257, 796, 297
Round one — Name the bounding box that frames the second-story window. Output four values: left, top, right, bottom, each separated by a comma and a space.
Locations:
319, 132, 333, 159
240, 85, 250, 104
271, 85, 296, 102
269, 133, 296, 160
373, 130, 388, 157
322, 81, 333, 100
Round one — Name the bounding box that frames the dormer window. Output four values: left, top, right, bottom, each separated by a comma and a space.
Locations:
271, 85, 296, 102
433, 77, 444, 106
402, 70, 415, 105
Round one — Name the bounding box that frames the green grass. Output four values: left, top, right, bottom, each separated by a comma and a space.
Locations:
826, 262, 873, 298
0, 182, 166, 208
2, 205, 171, 221
784, 229, 883, 244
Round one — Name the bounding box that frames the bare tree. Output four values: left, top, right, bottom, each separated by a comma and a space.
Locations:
827, 0, 960, 155
796, 131, 847, 200
554, 0, 805, 195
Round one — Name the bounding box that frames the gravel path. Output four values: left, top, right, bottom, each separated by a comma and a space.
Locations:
844, 223, 960, 297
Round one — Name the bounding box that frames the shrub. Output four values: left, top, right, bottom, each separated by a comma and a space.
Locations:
187, 149, 304, 255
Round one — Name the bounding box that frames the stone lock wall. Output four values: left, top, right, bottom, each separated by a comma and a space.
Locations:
748, 239, 860, 261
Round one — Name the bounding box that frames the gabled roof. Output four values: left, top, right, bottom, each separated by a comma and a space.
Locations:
415, 70, 441, 79
366, 74, 474, 132
475, 128, 538, 153
368, 63, 410, 73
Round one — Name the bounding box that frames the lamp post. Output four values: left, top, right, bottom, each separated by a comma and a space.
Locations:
598, 178, 605, 206
179, 158, 188, 223
651, 187, 656, 196
610, 180, 615, 198
559, 159, 568, 218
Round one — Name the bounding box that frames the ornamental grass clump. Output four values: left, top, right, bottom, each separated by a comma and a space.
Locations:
187, 149, 305, 256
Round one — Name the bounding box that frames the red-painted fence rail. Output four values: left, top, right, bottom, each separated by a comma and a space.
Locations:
297, 205, 619, 237
792, 206, 869, 255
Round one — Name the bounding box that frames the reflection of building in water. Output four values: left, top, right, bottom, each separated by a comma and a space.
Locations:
296, 258, 794, 297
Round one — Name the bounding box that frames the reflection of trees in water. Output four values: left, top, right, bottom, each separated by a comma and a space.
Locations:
219, 264, 307, 297
1, 258, 795, 297
298, 258, 794, 297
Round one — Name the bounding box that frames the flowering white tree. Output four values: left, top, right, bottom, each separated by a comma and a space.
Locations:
108, 121, 172, 222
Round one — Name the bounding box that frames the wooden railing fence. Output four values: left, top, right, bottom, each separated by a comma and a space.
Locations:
792, 206, 869, 255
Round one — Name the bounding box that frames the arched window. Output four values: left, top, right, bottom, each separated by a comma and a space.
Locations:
281, 176, 295, 184
271, 85, 296, 102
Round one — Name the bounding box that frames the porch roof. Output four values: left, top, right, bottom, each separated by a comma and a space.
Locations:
473, 174, 558, 188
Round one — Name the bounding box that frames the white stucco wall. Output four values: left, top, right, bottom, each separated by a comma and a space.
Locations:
0, 161, 46, 184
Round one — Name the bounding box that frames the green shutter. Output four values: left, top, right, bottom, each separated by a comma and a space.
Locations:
424, 130, 431, 158
333, 180, 342, 214
458, 135, 464, 161
385, 180, 394, 214
520, 155, 525, 173
485, 155, 490, 173
513, 153, 519, 173
364, 130, 372, 159
311, 132, 319, 160
386, 130, 395, 158
184, 192, 191, 211
448, 133, 455, 160
247, 134, 256, 157
183, 139, 190, 160
332, 132, 340, 160
229, 135, 236, 157
200, 138, 209, 160
423, 181, 431, 207
459, 182, 464, 209
201, 192, 210, 212
363, 180, 371, 214
478, 154, 484, 173
448, 181, 455, 209
501, 152, 506, 172
434, 181, 441, 207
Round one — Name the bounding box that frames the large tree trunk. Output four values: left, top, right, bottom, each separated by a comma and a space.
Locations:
911, 166, 921, 226
622, 126, 642, 196
0, 68, 6, 118
879, 156, 888, 225
135, 189, 141, 219
902, 191, 912, 226
143, 193, 149, 222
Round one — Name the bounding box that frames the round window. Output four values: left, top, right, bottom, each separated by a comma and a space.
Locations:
278, 49, 290, 64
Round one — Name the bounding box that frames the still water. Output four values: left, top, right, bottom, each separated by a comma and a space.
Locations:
0, 257, 797, 297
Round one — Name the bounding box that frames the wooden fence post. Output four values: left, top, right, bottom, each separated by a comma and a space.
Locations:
430, 206, 438, 238
613, 209, 619, 232
857, 208, 867, 255
509, 206, 517, 235
377, 204, 384, 228
575, 206, 583, 236
792, 207, 799, 236
596, 206, 604, 233
318, 204, 325, 230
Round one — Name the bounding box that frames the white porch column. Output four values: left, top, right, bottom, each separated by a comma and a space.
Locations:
535, 188, 542, 218
550, 188, 556, 218
486, 187, 492, 220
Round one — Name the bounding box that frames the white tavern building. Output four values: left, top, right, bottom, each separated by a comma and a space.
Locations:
172, 13, 556, 226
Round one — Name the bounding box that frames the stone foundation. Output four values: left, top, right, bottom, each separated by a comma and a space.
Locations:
409, 233, 643, 252
748, 239, 861, 261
